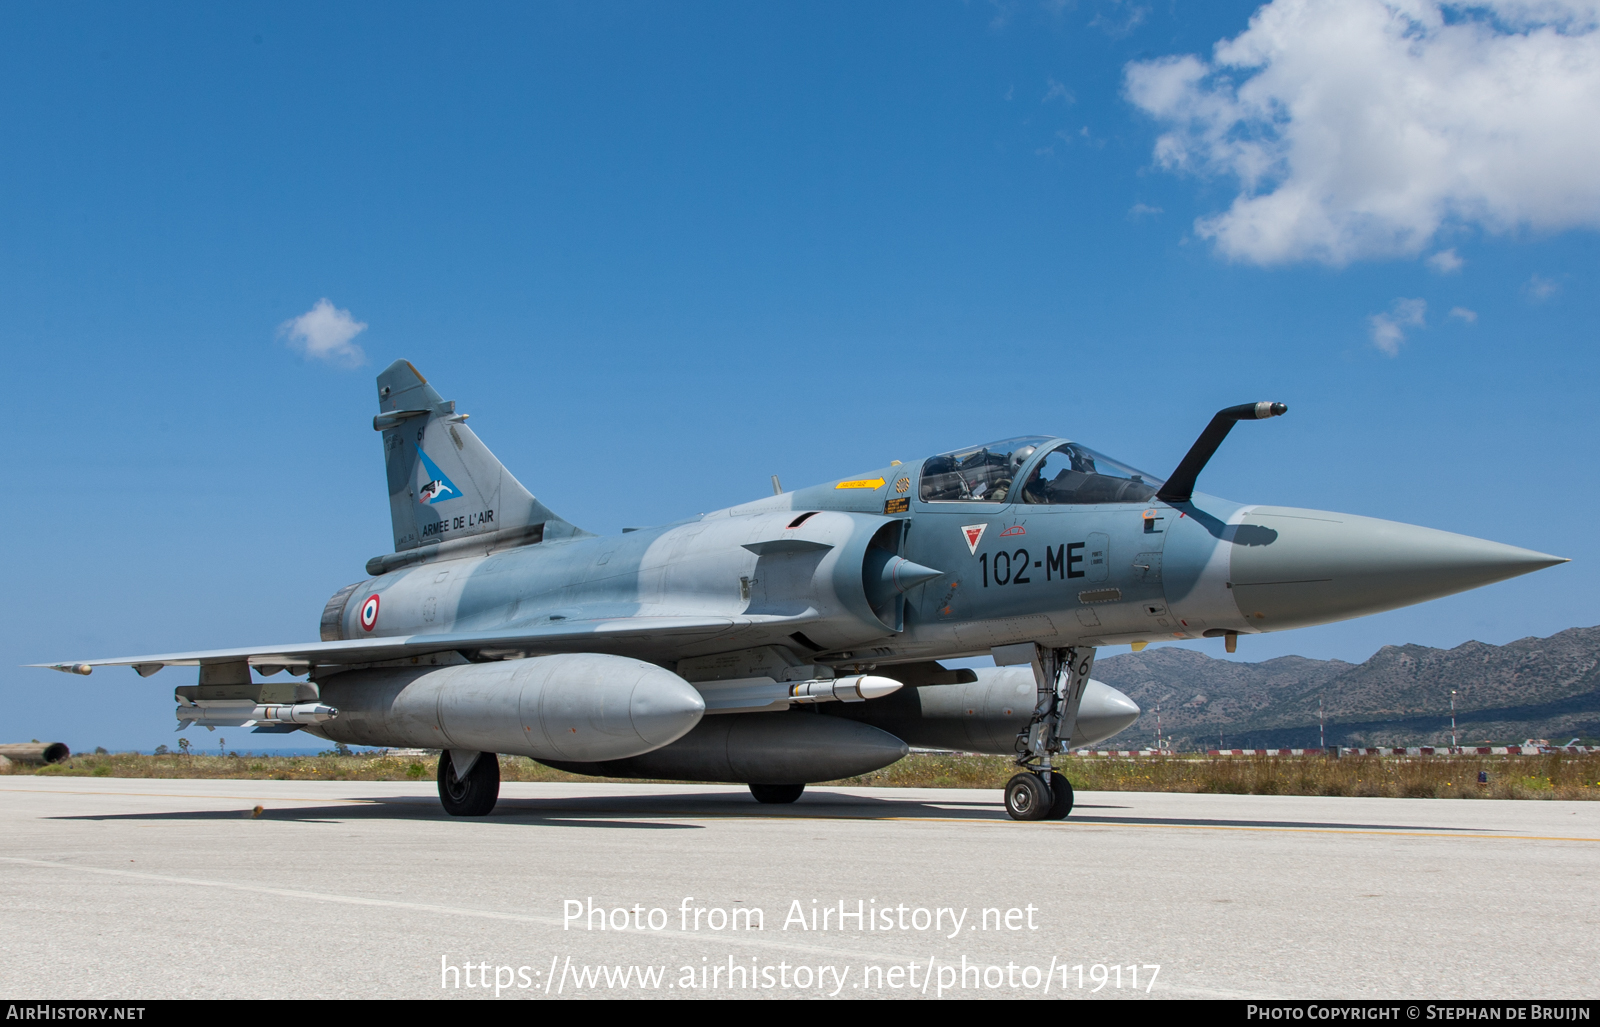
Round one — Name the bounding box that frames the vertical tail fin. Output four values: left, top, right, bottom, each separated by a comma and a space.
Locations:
375, 360, 586, 553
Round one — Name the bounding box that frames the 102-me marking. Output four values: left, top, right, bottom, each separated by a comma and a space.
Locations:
980, 542, 1084, 587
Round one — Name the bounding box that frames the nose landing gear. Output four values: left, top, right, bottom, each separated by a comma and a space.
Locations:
1046, 771, 1074, 819
1006, 644, 1095, 822
1004, 771, 1052, 820
1003, 770, 1076, 821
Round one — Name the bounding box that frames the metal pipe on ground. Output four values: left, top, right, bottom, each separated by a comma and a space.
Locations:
0, 742, 71, 764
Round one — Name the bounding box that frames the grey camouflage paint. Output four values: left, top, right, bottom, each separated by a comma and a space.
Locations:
37, 360, 1567, 760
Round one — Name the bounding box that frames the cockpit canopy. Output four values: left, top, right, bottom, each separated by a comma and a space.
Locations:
918, 437, 1049, 503
919, 437, 1164, 505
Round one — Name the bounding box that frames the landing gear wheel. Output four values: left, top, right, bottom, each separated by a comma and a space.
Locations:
749, 783, 805, 804
1004, 772, 1053, 821
1045, 772, 1074, 820
437, 751, 500, 817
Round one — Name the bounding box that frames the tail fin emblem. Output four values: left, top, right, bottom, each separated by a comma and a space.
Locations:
414, 446, 460, 505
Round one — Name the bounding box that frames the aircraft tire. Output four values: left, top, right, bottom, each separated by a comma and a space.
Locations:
748, 783, 805, 804
1004, 772, 1053, 821
1045, 772, 1074, 820
438, 751, 500, 817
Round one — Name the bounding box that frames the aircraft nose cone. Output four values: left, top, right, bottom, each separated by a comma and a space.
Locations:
882, 557, 943, 595
1228, 507, 1567, 631
1069, 680, 1141, 749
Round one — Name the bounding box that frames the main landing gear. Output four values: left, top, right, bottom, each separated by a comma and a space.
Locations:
749, 783, 806, 804
438, 749, 500, 817
1005, 644, 1095, 822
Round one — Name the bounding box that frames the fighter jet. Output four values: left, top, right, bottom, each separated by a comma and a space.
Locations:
36, 361, 1566, 820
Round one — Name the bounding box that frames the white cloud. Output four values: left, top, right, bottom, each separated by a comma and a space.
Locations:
1449, 306, 1478, 321
1042, 77, 1075, 104
1527, 273, 1563, 299
279, 298, 368, 366
1427, 248, 1465, 273
1124, 1, 1600, 265
1091, 0, 1150, 37
1129, 203, 1165, 217
1074, 125, 1106, 149
1369, 297, 1427, 355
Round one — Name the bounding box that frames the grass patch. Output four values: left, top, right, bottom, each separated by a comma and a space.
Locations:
4, 751, 653, 784
6, 751, 1598, 799
830, 752, 1599, 800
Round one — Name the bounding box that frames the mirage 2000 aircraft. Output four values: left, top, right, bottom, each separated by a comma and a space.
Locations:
38, 361, 1566, 820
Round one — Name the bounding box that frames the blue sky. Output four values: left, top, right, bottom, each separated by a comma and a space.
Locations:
6, 1, 1597, 751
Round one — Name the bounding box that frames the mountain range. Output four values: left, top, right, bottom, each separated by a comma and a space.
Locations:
1088, 625, 1600, 750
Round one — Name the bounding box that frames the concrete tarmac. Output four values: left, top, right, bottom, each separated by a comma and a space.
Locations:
1, 777, 1596, 1000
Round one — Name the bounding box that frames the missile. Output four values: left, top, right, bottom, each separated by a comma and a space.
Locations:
176, 701, 338, 728
690, 674, 905, 713
788, 675, 902, 704
258, 703, 339, 724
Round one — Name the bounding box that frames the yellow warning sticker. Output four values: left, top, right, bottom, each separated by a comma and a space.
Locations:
835, 478, 885, 490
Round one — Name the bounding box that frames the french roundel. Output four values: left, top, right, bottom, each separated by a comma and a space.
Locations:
359, 594, 380, 632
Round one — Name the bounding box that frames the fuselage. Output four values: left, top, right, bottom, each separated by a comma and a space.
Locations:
41, 379, 1566, 799
328, 436, 1561, 672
